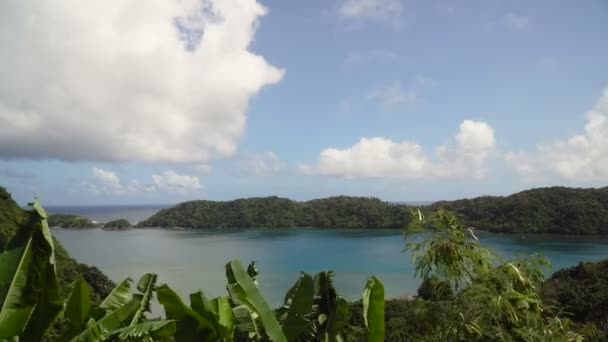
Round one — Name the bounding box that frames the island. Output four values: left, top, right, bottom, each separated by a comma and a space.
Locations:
47, 213, 97, 228
138, 186, 608, 235
137, 196, 412, 229
102, 218, 132, 230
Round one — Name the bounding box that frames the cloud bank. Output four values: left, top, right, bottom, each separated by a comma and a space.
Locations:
506, 88, 608, 180
0, 0, 284, 163
88, 168, 202, 194
301, 120, 495, 178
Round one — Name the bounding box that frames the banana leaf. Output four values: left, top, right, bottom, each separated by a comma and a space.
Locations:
226, 260, 287, 342
0, 199, 62, 340
362, 276, 384, 342
157, 284, 219, 341
278, 273, 314, 341
130, 273, 157, 326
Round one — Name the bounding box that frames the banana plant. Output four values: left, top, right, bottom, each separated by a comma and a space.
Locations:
226, 260, 287, 342
61, 273, 174, 342
362, 277, 384, 342
0, 198, 63, 341
157, 283, 235, 341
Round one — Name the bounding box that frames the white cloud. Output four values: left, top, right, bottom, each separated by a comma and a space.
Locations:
86, 168, 202, 194
370, 82, 417, 109
345, 50, 399, 66
152, 171, 203, 191
337, 0, 405, 28
302, 120, 495, 178
91, 168, 123, 193
506, 88, 608, 180
0, 0, 284, 163
240, 151, 285, 176
505, 13, 530, 31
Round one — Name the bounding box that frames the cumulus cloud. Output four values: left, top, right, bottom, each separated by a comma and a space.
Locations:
91, 168, 123, 193
152, 171, 203, 191
337, 0, 405, 28
86, 168, 202, 194
369, 82, 417, 109
506, 88, 608, 180
240, 151, 285, 176
505, 13, 530, 31
0, 0, 284, 163
301, 120, 495, 178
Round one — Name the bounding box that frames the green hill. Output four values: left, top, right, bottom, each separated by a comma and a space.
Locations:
137, 195, 413, 229
0, 186, 114, 301
139, 187, 608, 234
103, 218, 132, 230
431, 186, 608, 234
48, 213, 97, 228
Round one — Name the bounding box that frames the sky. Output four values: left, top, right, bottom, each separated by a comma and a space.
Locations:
0, 0, 607, 205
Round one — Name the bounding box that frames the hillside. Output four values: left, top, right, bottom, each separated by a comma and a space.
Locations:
542, 258, 608, 339
138, 187, 608, 234
137, 195, 413, 229
0, 186, 114, 301
48, 213, 97, 228
431, 186, 608, 234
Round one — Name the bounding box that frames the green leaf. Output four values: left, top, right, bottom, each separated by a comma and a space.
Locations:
64, 277, 91, 330
112, 320, 177, 340
226, 259, 287, 342
279, 273, 314, 342
362, 276, 385, 342
156, 284, 219, 341
0, 199, 62, 340
130, 273, 157, 326
326, 298, 348, 342
69, 298, 140, 342
99, 277, 133, 312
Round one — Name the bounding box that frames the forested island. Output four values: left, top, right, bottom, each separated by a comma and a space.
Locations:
137, 196, 412, 229
103, 218, 132, 230
432, 186, 608, 234
47, 213, 97, 228
137, 186, 608, 235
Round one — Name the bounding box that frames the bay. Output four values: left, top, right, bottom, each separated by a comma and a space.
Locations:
53, 227, 608, 307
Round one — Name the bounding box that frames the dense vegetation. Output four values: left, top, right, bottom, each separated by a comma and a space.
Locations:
431, 186, 608, 234
138, 187, 608, 234
48, 213, 97, 228
1, 201, 386, 341
542, 259, 608, 340
3, 196, 600, 341
137, 196, 412, 229
0, 187, 113, 301
103, 218, 132, 230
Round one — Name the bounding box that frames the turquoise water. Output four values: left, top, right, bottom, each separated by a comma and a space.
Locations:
53, 228, 608, 307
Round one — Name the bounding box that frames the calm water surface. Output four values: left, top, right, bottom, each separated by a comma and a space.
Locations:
54, 228, 608, 307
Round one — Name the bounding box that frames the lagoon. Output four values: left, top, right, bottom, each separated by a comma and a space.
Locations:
53, 228, 608, 307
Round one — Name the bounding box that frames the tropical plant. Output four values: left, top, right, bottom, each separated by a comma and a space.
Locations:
404, 209, 586, 341
0, 199, 386, 341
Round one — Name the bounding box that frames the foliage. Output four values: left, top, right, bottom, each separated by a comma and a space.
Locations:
404, 210, 586, 341
542, 259, 608, 341
417, 276, 454, 301
48, 213, 97, 229
431, 186, 608, 234
137, 196, 412, 229
103, 219, 132, 230
0, 198, 63, 340
0, 197, 386, 341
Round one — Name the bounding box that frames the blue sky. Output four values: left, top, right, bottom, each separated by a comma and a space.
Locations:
1, 0, 607, 205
